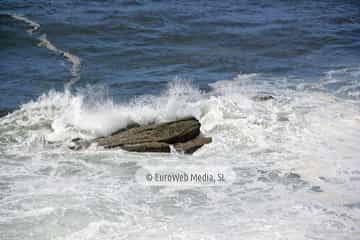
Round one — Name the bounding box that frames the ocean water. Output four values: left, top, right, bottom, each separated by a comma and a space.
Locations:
1, 1, 360, 239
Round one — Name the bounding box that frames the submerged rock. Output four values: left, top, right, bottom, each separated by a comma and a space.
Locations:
68, 138, 91, 150
0, 108, 12, 118
69, 117, 211, 154
252, 94, 274, 101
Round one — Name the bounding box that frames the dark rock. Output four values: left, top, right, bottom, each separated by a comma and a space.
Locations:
285, 172, 301, 179
69, 117, 211, 154
252, 95, 274, 101
174, 137, 212, 154
69, 138, 92, 150
277, 115, 289, 122
110, 122, 141, 136
121, 142, 170, 153
96, 117, 201, 148
0, 108, 13, 118
71, 137, 82, 142
310, 186, 323, 192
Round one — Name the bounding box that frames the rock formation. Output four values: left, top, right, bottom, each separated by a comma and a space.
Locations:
69, 117, 211, 154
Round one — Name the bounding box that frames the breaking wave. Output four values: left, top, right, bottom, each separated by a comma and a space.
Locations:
1, 74, 359, 162
298, 67, 360, 99
0, 74, 360, 239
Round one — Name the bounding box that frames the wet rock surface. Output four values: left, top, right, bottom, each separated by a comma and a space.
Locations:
174, 137, 212, 154
70, 117, 211, 154
121, 142, 171, 153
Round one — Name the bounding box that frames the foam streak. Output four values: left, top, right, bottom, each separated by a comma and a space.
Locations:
10, 13, 40, 34
38, 34, 81, 88
7, 13, 81, 88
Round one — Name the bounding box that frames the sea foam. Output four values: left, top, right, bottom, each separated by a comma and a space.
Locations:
5, 13, 81, 88
1, 75, 360, 239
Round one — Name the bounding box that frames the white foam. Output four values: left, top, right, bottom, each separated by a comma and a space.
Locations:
2, 76, 359, 166
47, 80, 204, 139
1, 76, 360, 239
38, 34, 81, 88
9, 13, 40, 34
8, 13, 81, 87
310, 67, 360, 99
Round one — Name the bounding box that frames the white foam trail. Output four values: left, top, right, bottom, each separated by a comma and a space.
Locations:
9, 13, 40, 34
7, 13, 81, 88
38, 34, 81, 88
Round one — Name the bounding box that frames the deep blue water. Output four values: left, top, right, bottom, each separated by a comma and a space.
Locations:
1, 0, 360, 108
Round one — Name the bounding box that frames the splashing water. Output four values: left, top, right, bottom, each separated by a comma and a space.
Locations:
0, 74, 359, 239
1, 5, 360, 238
